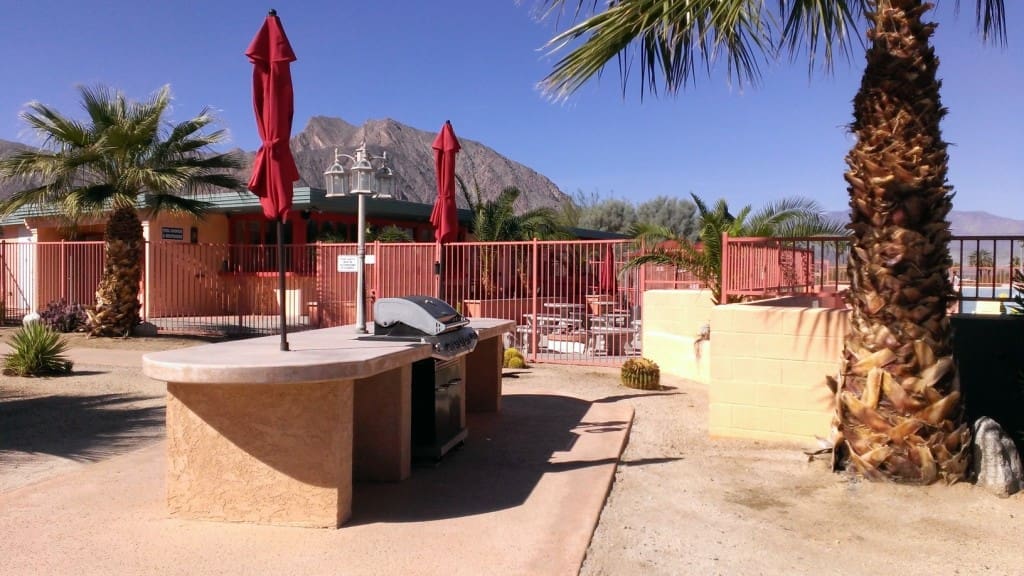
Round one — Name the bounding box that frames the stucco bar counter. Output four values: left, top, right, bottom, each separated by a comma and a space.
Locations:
142, 318, 513, 528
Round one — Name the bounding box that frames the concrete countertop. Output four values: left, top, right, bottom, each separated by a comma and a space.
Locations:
142, 318, 514, 385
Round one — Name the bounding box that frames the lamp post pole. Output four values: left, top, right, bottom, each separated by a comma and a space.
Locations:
354, 190, 368, 333
324, 141, 395, 333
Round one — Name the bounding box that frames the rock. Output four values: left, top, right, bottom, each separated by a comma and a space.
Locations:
132, 322, 159, 337
971, 416, 1023, 497
22, 312, 40, 326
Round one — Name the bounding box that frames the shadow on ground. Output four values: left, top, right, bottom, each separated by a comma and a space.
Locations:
0, 393, 164, 463
350, 393, 665, 525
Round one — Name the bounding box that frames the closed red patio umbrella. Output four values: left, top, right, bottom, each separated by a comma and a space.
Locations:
246, 9, 299, 351
430, 120, 461, 299
599, 243, 617, 296
430, 120, 461, 244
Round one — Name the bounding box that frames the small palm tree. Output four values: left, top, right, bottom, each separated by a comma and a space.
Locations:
0, 85, 244, 336
458, 176, 571, 297
968, 249, 994, 268
624, 193, 846, 304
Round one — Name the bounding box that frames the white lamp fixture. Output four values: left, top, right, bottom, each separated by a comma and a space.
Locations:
323, 141, 396, 333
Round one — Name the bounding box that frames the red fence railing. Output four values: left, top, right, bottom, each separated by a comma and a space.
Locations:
1, 238, 676, 367
721, 234, 1024, 312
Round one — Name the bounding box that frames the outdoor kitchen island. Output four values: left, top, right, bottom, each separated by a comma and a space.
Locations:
141, 317, 512, 529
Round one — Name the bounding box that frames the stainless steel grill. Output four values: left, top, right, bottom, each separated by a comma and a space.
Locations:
368, 295, 477, 460
370, 295, 478, 360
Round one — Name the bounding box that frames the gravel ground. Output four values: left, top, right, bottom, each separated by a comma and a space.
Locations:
2, 330, 1023, 575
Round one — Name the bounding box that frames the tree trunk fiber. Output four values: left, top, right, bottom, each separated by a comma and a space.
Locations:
833, 0, 969, 483
89, 207, 143, 337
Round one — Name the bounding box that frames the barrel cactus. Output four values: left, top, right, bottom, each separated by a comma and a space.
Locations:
504, 347, 527, 369
621, 357, 660, 390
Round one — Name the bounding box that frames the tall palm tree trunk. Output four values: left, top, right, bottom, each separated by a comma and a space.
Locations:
89, 206, 144, 336
833, 0, 968, 483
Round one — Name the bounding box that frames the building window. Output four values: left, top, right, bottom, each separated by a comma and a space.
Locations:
228, 217, 308, 274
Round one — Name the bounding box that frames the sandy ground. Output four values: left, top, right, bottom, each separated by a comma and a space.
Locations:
2, 329, 1024, 575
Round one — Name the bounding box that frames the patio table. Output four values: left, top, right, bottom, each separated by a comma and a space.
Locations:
542, 302, 586, 317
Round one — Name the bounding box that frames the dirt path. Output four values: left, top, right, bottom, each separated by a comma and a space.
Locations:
2, 331, 1023, 575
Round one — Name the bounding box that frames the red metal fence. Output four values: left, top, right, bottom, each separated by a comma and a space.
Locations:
720, 234, 837, 303
439, 240, 644, 364
0, 238, 666, 367
721, 234, 1024, 312
5, 234, 1020, 353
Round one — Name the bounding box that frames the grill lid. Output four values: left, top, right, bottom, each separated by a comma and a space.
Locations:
373, 295, 469, 337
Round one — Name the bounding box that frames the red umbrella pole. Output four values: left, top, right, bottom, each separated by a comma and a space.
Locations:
277, 220, 288, 351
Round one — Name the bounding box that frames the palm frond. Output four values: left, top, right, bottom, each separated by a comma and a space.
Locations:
956, 0, 1008, 44
777, 0, 866, 74
540, 0, 772, 101
144, 194, 214, 217
0, 84, 241, 223
627, 222, 675, 249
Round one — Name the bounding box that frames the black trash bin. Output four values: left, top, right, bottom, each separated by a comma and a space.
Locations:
950, 313, 1024, 456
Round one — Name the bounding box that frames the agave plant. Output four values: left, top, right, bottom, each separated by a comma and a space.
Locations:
2, 323, 74, 377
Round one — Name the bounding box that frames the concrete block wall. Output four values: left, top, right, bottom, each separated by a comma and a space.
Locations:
708, 299, 849, 445
641, 289, 716, 383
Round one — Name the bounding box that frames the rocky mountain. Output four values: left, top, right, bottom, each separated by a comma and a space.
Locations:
0, 139, 26, 158
0, 116, 569, 211
265, 116, 567, 211
825, 210, 1024, 236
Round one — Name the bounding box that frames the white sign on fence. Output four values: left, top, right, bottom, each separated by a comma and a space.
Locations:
337, 254, 375, 272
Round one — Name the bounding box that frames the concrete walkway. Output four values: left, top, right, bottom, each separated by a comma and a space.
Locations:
0, 343, 633, 576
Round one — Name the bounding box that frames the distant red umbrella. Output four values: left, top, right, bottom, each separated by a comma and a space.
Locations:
599, 243, 617, 295
246, 9, 298, 351
430, 120, 461, 244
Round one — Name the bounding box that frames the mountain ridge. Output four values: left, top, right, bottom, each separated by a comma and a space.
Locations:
3, 125, 1024, 235
0, 116, 569, 211
824, 210, 1024, 236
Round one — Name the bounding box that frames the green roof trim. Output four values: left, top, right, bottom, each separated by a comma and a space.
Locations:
0, 186, 625, 239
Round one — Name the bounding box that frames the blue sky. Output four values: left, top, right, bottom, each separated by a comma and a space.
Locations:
1, 1, 1021, 218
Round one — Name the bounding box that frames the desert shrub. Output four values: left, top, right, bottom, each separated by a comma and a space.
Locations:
38, 298, 88, 333
504, 347, 527, 368
621, 357, 660, 390
2, 323, 74, 376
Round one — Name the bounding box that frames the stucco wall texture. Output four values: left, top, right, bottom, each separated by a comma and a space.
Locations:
167, 380, 354, 528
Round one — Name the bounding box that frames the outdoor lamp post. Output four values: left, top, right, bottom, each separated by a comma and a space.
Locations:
323, 141, 395, 333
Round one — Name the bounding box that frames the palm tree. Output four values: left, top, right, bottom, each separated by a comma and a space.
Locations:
0, 85, 244, 336
968, 249, 994, 268
458, 176, 570, 297
534, 0, 1006, 483
625, 193, 846, 304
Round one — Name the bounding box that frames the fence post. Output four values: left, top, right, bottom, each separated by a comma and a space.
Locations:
371, 241, 381, 314
1, 240, 5, 323
637, 237, 647, 298
530, 238, 539, 363
720, 232, 730, 304
435, 241, 443, 300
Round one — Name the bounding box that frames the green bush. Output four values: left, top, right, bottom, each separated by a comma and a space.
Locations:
621, 357, 660, 390
504, 347, 527, 369
2, 323, 74, 377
